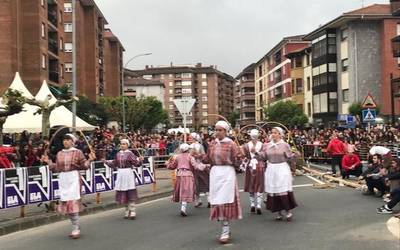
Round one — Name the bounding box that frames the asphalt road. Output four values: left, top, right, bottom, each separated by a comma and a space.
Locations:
0, 175, 399, 250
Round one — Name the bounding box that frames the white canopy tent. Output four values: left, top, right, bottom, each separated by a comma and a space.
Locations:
2, 73, 96, 133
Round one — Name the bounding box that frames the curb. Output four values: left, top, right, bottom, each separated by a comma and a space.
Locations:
0, 189, 173, 237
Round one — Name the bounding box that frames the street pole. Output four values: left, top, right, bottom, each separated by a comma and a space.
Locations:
391, 73, 395, 125
72, 0, 77, 131
121, 53, 152, 133
183, 115, 187, 143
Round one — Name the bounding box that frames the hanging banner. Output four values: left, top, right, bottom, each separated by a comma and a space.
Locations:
80, 167, 94, 195
0, 169, 4, 209
93, 161, 113, 193
4, 168, 27, 208
142, 157, 155, 185
27, 166, 51, 204
51, 172, 60, 200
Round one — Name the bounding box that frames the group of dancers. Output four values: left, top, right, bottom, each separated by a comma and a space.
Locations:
41, 120, 298, 244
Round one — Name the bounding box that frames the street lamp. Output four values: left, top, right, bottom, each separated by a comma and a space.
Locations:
121, 53, 152, 133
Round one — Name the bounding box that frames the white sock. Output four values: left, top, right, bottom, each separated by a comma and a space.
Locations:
221, 221, 230, 236
181, 202, 187, 212
129, 202, 136, 212
249, 193, 255, 207
256, 193, 263, 208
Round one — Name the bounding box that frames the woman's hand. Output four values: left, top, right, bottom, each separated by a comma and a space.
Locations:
41, 155, 49, 164
88, 152, 96, 161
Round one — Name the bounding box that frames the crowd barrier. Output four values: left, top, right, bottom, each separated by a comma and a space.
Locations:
302, 143, 400, 162
0, 157, 155, 210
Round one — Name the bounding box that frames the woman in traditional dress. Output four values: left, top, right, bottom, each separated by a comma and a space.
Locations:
205, 121, 242, 244
189, 132, 210, 208
166, 143, 208, 216
256, 127, 297, 221
41, 133, 96, 239
104, 139, 142, 219
242, 129, 265, 215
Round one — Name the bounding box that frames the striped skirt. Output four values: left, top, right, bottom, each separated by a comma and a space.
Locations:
116, 189, 139, 205
57, 200, 81, 215
266, 192, 297, 212
172, 175, 196, 203
210, 181, 242, 221
244, 164, 265, 193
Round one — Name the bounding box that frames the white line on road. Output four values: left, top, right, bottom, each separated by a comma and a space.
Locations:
305, 174, 325, 185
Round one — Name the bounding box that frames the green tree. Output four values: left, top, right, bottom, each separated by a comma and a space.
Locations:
0, 89, 26, 145
264, 101, 308, 127
228, 110, 240, 128
140, 97, 169, 131
67, 95, 109, 126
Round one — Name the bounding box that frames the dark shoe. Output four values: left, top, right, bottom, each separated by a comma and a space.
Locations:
256, 208, 262, 215
250, 206, 256, 213
180, 210, 187, 217
194, 201, 202, 208
207, 202, 211, 208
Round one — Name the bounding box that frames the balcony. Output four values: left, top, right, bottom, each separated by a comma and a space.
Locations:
48, 10, 58, 27
49, 71, 59, 83
48, 39, 58, 55
392, 35, 400, 57
391, 0, 400, 15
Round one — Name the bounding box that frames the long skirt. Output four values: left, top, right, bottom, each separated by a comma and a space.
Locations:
57, 170, 82, 215
116, 190, 138, 204
210, 181, 242, 221
244, 164, 265, 193
265, 162, 297, 212
194, 169, 210, 194
172, 175, 196, 203
114, 168, 138, 204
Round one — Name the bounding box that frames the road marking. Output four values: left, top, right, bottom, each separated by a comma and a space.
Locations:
386, 217, 400, 239
305, 174, 325, 184
137, 196, 171, 207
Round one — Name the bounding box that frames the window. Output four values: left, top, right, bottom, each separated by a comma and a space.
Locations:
64, 42, 72, 52
341, 28, 348, 40
169, 89, 173, 94
181, 73, 192, 78
182, 81, 191, 86
295, 57, 303, 68
296, 79, 303, 93
41, 23, 45, 38
169, 97, 173, 101
202, 119, 208, 124
182, 88, 192, 94
59, 38, 63, 51
202, 74, 207, 79
307, 102, 312, 116
169, 82, 173, 87
64, 23, 72, 32
42, 54, 46, 69
342, 59, 349, 71
342, 89, 349, 102
169, 104, 174, 109
291, 80, 295, 94
64, 3, 72, 13
313, 93, 328, 113
202, 104, 208, 109
202, 89, 207, 94
202, 96, 208, 101
202, 81, 207, 87
306, 54, 310, 66
307, 77, 311, 91
328, 63, 337, 72
60, 10, 63, 24
259, 79, 263, 91
258, 65, 262, 77
202, 112, 208, 116
65, 63, 73, 73
143, 75, 152, 79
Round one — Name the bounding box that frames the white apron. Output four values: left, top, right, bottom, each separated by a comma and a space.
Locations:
114, 168, 136, 191
264, 162, 293, 194
59, 170, 81, 201
209, 166, 236, 205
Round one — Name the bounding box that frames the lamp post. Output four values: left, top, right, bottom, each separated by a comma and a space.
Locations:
72, 0, 77, 131
121, 53, 152, 133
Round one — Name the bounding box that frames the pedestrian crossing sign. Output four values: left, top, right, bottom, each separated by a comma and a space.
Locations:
362, 109, 376, 122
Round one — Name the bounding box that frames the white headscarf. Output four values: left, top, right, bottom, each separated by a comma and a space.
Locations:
249, 129, 259, 140
215, 120, 230, 131
190, 132, 202, 143
64, 133, 77, 143
120, 139, 130, 147
180, 143, 190, 152
273, 127, 285, 136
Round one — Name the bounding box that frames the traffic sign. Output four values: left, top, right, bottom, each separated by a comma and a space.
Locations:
173, 98, 195, 116
362, 109, 376, 122
361, 93, 377, 109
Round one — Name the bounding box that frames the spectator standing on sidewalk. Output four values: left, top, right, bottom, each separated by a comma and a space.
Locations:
326, 133, 346, 177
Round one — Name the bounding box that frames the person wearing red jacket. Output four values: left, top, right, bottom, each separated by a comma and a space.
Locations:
326, 134, 346, 177
341, 147, 362, 179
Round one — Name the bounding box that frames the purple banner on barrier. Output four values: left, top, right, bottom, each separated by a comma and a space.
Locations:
4, 168, 27, 208
93, 162, 113, 193
0, 169, 4, 209
51, 172, 60, 200
80, 168, 94, 195
142, 158, 155, 185
27, 166, 51, 204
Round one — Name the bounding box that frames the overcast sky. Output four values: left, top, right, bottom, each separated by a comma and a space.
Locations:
95, 0, 388, 76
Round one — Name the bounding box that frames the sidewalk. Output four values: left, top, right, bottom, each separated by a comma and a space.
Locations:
0, 168, 174, 236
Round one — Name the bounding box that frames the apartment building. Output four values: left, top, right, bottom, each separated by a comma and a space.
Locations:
235, 64, 256, 126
